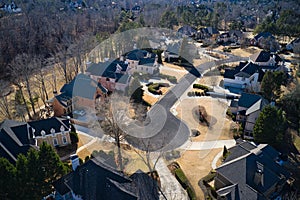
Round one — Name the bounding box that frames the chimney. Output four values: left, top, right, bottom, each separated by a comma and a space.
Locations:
253, 169, 263, 185
70, 154, 80, 171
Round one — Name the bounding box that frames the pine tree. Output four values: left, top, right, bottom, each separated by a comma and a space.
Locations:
0, 158, 16, 199
253, 105, 287, 148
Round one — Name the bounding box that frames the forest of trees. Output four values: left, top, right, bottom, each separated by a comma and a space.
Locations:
0, 142, 69, 199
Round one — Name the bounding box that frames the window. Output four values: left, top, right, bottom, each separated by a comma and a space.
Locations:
41, 130, 46, 138
60, 125, 65, 135
53, 138, 58, 146
50, 128, 55, 136
63, 136, 67, 144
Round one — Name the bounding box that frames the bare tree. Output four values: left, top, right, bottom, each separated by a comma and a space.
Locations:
0, 83, 12, 119
9, 54, 39, 119
97, 98, 126, 172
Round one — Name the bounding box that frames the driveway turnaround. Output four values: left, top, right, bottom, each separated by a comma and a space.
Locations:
126, 55, 247, 152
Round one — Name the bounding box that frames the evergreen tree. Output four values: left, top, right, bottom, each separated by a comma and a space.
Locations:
127, 78, 143, 103
0, 142, 69, 199
261, 71, 285, 101
38, 142, 68, 196
0, 158, 16, 199
253, 105, 287, 148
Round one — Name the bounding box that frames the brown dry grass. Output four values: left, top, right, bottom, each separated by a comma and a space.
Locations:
77, 133, 93, 148
0, 65, 66, 121
177, 149, 223, 200
143, 93, 158, 105
162, 62, 185, 70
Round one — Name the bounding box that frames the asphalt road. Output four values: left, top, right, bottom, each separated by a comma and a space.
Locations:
126, 54, 247, 152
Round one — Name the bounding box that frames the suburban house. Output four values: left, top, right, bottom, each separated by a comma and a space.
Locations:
249, 50, 285, 72
0, 1, 21, 13
230, 93, 268, 139
28, 117, 72, 147
217, 30, 244, 44
53, 157, 159, 200
0, 120, 37, 163
163, 42, 181, 62
177, 25, 197, 37
86, 59, 131, 92
195, 27, 219, 40
125, 49, 159, 75
251, 32, 280, 52
131, 5, 142, 15
53, 73, 108, 117
0, 117, 71, 163
223, 61, 265, 93
69, 0, 86, 10
214, 140, 293, 200
223, 51, 288, 94
251, 32, 275, 46
286, 38, 300, 52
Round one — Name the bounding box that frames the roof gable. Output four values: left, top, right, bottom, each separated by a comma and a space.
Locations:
254, 32, 274, 41
54, 158, 159, 200
216, 142, 290, 200
238, 93, 261, 108
28, 117, 69, 137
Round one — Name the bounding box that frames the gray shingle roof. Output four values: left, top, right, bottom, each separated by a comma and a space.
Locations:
0, 119, 38, 163
216, 141, 291, 200
28, 117, 70, 137
53, 158, 159, 200
238, 93, 262, 108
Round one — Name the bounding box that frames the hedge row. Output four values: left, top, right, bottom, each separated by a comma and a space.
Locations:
193, 84, 209, 92
175, 168, 197, 200
187, 91, 206, 97
148, 83, 169, 95
148, 83, 162, 95
159, 74, 177, 84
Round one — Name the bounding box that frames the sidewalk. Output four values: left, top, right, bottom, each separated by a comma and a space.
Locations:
179, 139, 236, 151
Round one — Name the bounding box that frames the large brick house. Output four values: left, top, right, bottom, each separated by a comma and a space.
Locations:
86, 59, 131, 92
53, 73, 108, 116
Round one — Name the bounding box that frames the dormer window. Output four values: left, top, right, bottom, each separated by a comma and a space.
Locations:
41, 130, 46, 138
60, 125, 65, 133
50, 128, 55, 136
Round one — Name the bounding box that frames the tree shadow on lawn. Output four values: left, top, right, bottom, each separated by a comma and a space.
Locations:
192, 106, 217, 127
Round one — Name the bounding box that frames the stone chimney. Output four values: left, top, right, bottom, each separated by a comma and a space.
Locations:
70, 154, 80, 171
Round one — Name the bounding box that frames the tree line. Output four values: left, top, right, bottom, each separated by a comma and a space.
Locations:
0, 142, 69, 200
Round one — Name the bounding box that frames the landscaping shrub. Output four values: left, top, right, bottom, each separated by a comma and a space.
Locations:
159, 74, 177, 84
202, 171, 216, 183
70, 131, 79, 144
187, 187, 197, 200
193, 84, 209, 92
175, 168, 188, 189
174, 167, 196, 200
147, 83, 166, 95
